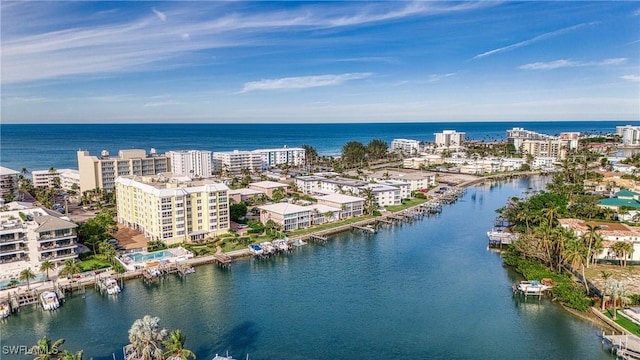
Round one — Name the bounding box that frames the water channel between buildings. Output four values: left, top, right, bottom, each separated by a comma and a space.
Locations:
0, 177, 614, 360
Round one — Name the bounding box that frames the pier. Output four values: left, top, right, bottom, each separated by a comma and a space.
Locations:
603, 334, 640, 360
351, 225, 376, 234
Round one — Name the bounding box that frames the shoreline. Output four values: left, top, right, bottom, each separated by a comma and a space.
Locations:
0, 172, 535, 302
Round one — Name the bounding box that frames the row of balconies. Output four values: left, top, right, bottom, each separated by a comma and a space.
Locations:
38, 232, 75, 241
39, 249, 77, 261
0, 245, 28, 254
0, 234, 27, 243
38, 241, 76, 251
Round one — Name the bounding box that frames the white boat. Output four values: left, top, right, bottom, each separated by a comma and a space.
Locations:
40, 291, 60, 310
260, 242, 276, 254
104, 278, 121, 295
292, 238, 307, 247
272, 239, 289, 251
0, 300, 11, 318
514, 280, 552, 295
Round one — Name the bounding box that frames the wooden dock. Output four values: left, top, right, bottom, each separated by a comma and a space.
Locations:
310, 234, 327, 244
351, 225, 376, 234
603, 334, 640, 359
213, 253, 232, 267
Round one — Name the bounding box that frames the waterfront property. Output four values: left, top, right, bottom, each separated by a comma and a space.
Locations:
116, 174, 230, 245
0, 206, 78, 277
434, 130, 465, 149
118, 247, 193, 271
390, 138, 421, 155
316, 193, 364, 219
258, 202, 342, 231
31, 168, 80, 192
559, 219, 640, 263
366, 170, 437, 192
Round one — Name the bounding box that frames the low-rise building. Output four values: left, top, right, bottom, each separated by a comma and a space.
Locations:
32, 168, 80, 192
599, 189, 640, 210
391, 139, 420, 155
316, 193, 364, 219
375, 180, 411, 200
559, 219, 640, 263
258, 203, 312, 231
366, 170, 436, 192
364, 184, 401, 206
228, 188, 263, 204
116, 174, 230, 245
294, 175, 326, 194
248, 181, 289, 198
0, 206, 78, 276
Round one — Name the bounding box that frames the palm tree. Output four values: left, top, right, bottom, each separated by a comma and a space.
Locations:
59, 259, 82, 279
39, 260, 56, 281
124, 315, 168, 360
19, 267, 36, 290
600, 271, 612, 310
29, 337, 65, 360
163, 330, 196, 360
583, 224, 600, 269
612, 241, 634, 267
604, 279, 627, 320
564, 237, 589, 291
60, 350, 84, 360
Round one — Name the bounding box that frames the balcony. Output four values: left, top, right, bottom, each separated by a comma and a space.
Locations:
0, 234, 27, 243
38, 232, 75, 241
0, 246, 27, 255
38, 242, 76, 251
39, 249, 78, 261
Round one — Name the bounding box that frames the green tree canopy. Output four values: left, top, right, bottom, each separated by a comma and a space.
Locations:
341, 141, 366, 167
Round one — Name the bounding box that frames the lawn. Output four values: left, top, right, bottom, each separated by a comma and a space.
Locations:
78, 255, 112, 272
604, 309, 640, 335
386, 198, 428, 212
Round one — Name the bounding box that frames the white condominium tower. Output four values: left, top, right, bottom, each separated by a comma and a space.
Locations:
116, 174, 230, 245
434, 130, 465, 148
617, 125, 640, 146
213, 150, 263, 174
77, 149, 170, 194
167, 150, 212, 178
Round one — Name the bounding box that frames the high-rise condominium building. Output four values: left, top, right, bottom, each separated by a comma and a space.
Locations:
167, 150, 212, 178
116, 175, 230, 245
77, 149, 170, 194
616, 125, 640, 146
434, 130, 465, 148
0, 167, 19, 203
212, 150, 263, 174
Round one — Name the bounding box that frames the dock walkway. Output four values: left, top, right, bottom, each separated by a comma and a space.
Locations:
603, 334, 640, 359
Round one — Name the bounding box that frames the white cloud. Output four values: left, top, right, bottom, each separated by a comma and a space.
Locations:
519, 58, 627, 70
621, 74, 640, 82
144, 100, 183, 107
474, 22, 596, 59
2, 2, 491, 84
427, 73, 456, 82
239, 73, 372, 93
152, 8, 166, 22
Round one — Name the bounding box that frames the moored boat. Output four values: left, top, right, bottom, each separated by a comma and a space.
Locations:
0, 300, 11, 318
40, 291, 60, 310
104, 277, 121, 295
248, 244, 263, 255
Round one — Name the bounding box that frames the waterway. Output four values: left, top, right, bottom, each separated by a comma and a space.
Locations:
0, 177, 612, 359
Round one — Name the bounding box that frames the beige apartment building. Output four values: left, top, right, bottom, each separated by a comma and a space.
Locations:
521, 139, 570, 160
116, 174, 230, 245
77, 149, 171, 194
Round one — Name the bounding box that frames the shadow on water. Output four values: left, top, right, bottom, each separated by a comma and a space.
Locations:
217, 320, 260, 355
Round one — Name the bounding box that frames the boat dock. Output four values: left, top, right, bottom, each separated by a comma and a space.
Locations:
351, 225, 376, 234
603, 334, 640, 359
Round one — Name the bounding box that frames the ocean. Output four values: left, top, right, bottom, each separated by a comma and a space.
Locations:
0, 121, 625, 172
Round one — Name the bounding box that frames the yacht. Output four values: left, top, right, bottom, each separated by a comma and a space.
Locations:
0, 300, 11, 318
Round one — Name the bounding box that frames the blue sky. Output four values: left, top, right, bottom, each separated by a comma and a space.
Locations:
1, 1, 639, 123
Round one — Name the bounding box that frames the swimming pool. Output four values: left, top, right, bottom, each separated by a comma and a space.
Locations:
128, 250, 174, 263
0, 273, 47, 290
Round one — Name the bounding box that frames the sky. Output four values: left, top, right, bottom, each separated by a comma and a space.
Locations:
1, 1, 639, 124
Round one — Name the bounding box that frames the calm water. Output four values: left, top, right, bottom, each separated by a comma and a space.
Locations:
0, 177, 612, 359
0, 121, 624, 172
